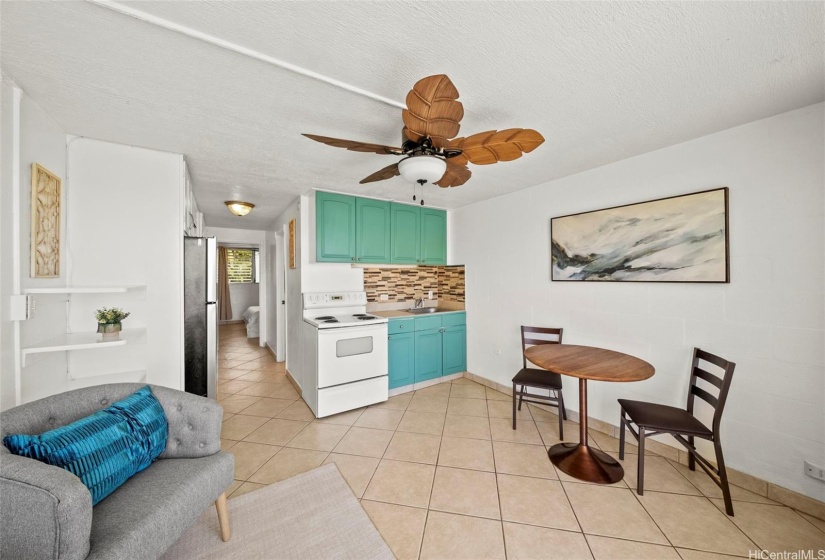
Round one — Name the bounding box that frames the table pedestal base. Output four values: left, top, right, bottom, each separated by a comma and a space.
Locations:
548, 443, 624, 484
546, 377, 624, 484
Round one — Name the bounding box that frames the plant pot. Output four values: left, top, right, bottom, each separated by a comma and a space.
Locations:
98, 322, 122, 341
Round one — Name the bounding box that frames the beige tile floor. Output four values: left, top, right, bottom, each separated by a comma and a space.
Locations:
217, 324, 825, 559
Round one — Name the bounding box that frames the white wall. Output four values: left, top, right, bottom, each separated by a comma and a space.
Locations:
226, 283, 259, 323
66, 138, 185, 392
204, 226, 267, 343
265, 226, 280, 358
453, 103, 825, 501
272, 199, 302, 381
0, 80, 17, 410
0, 80, 69, 408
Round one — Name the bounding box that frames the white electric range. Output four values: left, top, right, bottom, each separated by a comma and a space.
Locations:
301, 291, 389, 417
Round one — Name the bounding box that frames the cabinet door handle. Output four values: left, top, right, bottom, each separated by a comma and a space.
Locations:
351, 257, 355, 261
399, 325, 404, 329
358, 257, 362, 261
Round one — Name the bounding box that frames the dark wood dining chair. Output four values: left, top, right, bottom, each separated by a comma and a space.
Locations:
618, 348, 737, 515
512, 326, 566, 439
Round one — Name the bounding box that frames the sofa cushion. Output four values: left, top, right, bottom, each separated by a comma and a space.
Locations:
86, 452, 234, 560
3, 386, 168, 505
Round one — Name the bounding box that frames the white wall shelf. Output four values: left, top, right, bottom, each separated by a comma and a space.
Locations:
21, 328, 147, 366
67, 369, 147, 389
23, 285, 145, 294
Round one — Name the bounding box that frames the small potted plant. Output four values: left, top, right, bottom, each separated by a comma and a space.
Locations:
96, 307, 130, 341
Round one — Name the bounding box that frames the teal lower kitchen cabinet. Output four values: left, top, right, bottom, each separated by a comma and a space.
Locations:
414, 328, 444, 383
388, 313, 466, 389
388, 331, 415, 389
442, 325, 467, 375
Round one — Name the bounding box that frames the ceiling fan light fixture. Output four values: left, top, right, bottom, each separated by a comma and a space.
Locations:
397, 155, 447, 185
224, 200, 255, 217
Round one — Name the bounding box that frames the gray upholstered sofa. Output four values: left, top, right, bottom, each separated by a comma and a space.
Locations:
0, 383, 234, 560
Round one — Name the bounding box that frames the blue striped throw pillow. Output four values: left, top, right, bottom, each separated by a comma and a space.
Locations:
3, 386, 168, 505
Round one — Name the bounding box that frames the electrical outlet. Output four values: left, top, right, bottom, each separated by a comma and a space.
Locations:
804, 460, 825, 482
379, 294, 389, 301
491, 348, 501, 356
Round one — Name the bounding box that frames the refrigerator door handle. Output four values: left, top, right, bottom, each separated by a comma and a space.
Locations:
206, 237, 217, 303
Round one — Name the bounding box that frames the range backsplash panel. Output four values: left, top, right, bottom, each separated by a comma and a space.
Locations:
363, 265, 465, 303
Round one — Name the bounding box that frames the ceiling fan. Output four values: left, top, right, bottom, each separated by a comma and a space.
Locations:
302, 74, 545, 204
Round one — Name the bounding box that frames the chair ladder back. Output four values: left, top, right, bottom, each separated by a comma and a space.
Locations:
520, 326, 563, 369
687, 348, 736, 434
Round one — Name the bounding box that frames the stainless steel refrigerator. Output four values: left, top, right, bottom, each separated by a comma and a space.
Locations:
184, 236, 217, 399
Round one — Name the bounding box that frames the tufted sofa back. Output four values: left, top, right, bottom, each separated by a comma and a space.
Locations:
0, 384, 223, 459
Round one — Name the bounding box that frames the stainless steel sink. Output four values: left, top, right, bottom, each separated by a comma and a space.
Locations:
405, 307, 450, 314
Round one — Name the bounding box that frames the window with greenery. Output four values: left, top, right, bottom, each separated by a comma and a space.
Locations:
226, 248, 259, 284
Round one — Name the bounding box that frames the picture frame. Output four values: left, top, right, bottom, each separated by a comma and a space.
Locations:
288, 219, 296, 269
551, 187, 729, 283
30, 163, 62, 278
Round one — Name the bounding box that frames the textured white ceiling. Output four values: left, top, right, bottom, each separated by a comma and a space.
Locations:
2, 1, 823, 229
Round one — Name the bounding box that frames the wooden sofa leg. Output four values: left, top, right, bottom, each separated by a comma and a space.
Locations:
215, 492, 231, 542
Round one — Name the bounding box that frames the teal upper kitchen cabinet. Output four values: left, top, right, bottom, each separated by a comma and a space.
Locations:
315, 191, 447, 265
390, 203, 421, 264
390, 204, 446, 265
356, 197, 391, 263
316, 191, 356, 262
420, 208, 447, 265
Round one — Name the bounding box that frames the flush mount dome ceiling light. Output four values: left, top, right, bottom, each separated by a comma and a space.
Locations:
224, 201, 255, 217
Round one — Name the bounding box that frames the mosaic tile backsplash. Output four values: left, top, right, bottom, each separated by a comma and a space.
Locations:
363, 265, 465, 303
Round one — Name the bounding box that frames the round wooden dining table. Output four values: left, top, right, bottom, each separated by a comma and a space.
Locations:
524, 344, 654, 484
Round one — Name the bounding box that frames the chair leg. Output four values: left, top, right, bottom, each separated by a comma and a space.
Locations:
715, 440, 734, 516
619, 411, 626, 461
518, 385, 525, 411
215, 492, 231, 542
512, 383, 517, 430
688, 435, 696, 471
559, 390, 568, 420
636, 428, 645, 495
557, 391, 564, 440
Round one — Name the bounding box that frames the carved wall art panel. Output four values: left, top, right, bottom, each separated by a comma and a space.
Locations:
30, 163, 61, 278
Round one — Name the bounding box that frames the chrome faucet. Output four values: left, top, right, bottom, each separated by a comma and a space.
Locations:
414, 297, 424, 309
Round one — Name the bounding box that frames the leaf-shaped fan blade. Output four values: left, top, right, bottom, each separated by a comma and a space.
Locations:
401, 75, 464, 148
435, 161, 472, 188
359, 163, 400, 184
450, 129, 544, 165
302, 134, 403, 155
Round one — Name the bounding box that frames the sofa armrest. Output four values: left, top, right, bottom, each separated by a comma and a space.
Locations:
150, 386, 223, 459
0, 452, 92, 560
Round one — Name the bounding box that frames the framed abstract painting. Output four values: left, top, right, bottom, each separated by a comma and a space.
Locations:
551, 187, 729, 282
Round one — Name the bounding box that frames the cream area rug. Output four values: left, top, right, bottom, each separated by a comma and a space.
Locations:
161, 464, 394, 560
